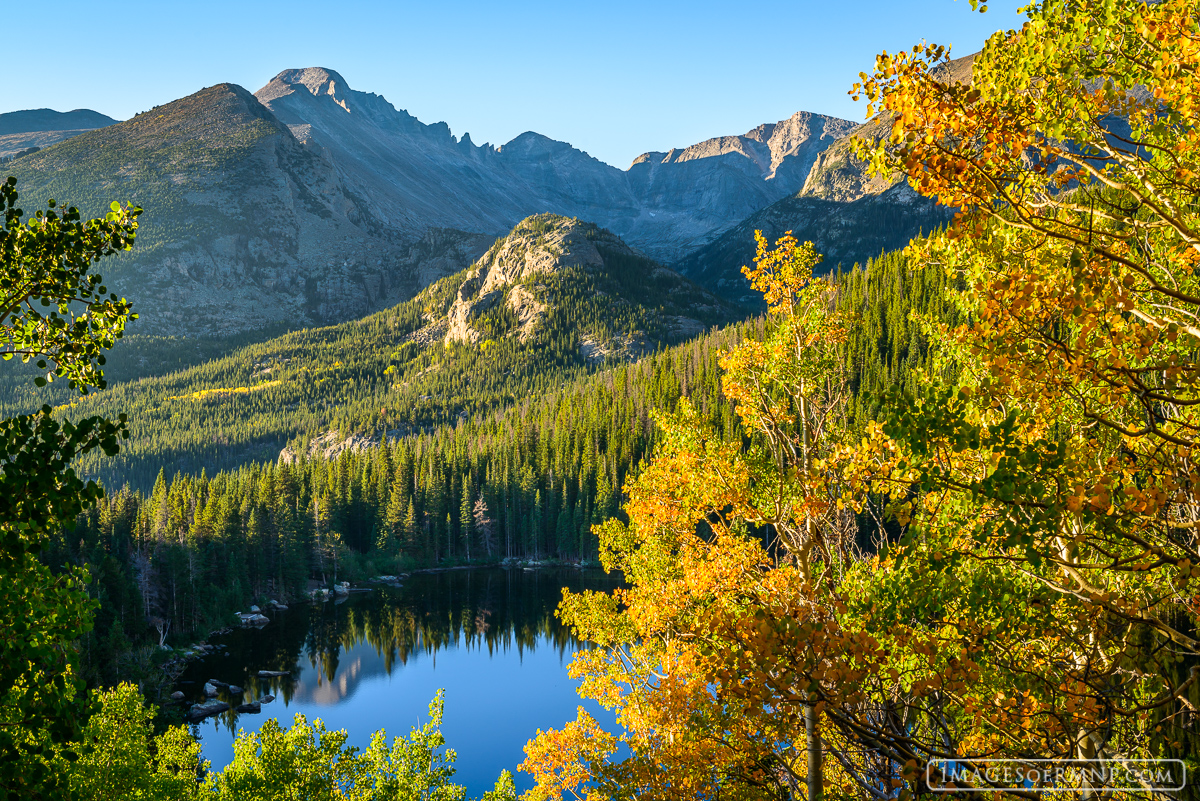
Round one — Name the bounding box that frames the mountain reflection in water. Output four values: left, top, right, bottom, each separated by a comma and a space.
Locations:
177, 567, 622, 795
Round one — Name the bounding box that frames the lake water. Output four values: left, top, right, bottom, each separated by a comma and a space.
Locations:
176, 567, 622, 796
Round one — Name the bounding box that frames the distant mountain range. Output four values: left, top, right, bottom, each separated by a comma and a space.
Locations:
0, 107, 118, 159
1, 59, 973, 335
254, 67, 858, 263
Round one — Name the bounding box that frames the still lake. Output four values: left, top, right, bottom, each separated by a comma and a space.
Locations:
176, 567, 622, 796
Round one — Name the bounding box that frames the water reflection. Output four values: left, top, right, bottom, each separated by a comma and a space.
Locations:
177, 567, 621, 794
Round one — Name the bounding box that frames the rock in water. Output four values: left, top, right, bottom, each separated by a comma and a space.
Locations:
203, 682, 219, 697
256, 670, 289, 678
187, 700, 229, 722
228, 685, 243, 694
170, 691, 185, 701
249, 604, 261, 613
236, 702, 261, 714
261, 695, 275, 704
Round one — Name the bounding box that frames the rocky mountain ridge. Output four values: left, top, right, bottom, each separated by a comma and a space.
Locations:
253, 67, 858, 261
677, 52, 978, 300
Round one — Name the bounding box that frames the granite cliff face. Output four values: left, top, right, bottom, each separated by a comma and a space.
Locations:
6, 84, 492, 336
253, 68, 857, 261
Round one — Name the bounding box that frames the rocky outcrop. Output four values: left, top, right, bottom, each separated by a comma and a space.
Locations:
279, 430, 378, 464
507, 286, 546, 342
440, 214, 740, 363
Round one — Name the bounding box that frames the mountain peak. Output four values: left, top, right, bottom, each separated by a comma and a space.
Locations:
258, 67, 352, 108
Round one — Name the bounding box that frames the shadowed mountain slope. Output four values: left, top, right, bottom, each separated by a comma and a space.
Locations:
4, 84, 490, 336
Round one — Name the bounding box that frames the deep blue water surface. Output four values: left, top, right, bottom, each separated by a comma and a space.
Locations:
176, 567, 621, 796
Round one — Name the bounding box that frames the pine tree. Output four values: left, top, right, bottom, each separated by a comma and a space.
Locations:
459, 474, 473, 562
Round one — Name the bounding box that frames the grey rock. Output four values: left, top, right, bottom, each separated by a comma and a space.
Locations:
228, 685, 243, 694
187, 700, 229, 722
249, 605, 260, 613
170, 691, 185, 701
256, 670, 289, 678
261, 695, 276, 703
203, 682, 219, 697
235, 702, 261, 714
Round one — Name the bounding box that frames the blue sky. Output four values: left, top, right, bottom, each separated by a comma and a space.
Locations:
4, 0, 1021, 168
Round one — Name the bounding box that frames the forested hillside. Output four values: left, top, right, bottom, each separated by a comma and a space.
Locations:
0, 214, 739, 490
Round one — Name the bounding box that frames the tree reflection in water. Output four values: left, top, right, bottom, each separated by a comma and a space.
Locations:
177, 567, 621, 740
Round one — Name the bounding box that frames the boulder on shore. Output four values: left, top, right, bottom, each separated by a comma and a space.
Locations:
170, 691, 185, 701
237, 612, 270, 626
249, 604, 261, 613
